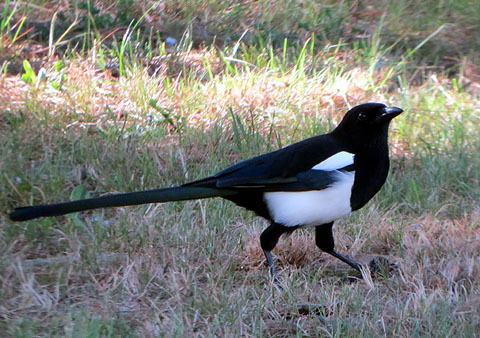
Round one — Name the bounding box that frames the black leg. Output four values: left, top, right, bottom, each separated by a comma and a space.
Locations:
315, 222, 362, 272
263, 250, 280, 284
260, 222, 290, 282
328, 250, 362, 271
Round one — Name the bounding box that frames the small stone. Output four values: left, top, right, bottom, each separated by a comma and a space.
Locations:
165, 37, 177, 46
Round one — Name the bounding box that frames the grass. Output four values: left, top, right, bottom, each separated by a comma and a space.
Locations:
1, 0, 479, 336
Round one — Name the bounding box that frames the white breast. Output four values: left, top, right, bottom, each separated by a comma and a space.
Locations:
264, 170, 354, 227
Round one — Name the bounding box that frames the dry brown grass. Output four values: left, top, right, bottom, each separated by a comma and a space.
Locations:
1, 56, 479, 337
1, 0, 479, 336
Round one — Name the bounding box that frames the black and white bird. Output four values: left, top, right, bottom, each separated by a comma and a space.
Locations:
9, 102, 403, 280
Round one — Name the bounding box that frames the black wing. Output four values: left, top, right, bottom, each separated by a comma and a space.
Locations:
186, 134, 350, 192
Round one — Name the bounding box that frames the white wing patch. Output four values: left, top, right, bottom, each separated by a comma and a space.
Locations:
264, 171, 354, 227
312, 151, 354, 171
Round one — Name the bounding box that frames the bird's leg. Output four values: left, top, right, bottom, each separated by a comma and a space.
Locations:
260, 222, 289, 283
263, 250, 280, 283
327, 249, 362, 271
315, 222, 362, 272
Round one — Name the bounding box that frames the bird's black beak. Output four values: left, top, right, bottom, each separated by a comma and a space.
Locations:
375, 107, 403, 123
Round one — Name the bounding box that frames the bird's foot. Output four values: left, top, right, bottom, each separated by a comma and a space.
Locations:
345, 256, 399, 283
368, 256, 399, 278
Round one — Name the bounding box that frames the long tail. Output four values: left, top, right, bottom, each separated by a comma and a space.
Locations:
9, 186, 236, 222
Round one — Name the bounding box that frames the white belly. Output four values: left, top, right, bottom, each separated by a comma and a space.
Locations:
263, 171, 354, 227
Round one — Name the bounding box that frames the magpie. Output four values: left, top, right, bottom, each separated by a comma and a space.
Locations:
9, 102, 403, 280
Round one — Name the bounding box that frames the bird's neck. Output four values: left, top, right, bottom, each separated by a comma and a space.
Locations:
350, 135, 390, 211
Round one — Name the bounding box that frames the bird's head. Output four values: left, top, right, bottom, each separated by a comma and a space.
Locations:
332, 103, 403, 150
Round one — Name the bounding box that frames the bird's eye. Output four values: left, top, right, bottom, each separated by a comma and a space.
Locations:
357, 113, 367, 121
